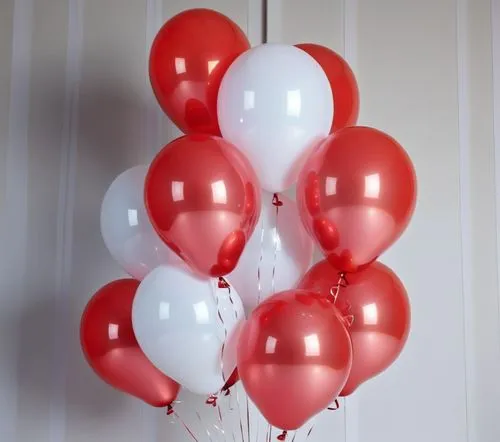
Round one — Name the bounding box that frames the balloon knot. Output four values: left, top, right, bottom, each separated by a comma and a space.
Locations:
328, 399, 340, 411
166, 404, 174, 416
206, 395, 218, 407
218, 277, 231, 293
224, 388, 231, 396
272, 193, 283, 207
277, 430, 288, 440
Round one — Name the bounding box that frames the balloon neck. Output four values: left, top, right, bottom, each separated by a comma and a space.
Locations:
277, 430, 288, 441
206, 395, 218, 407
166, 405, 174, 416
327, 398, 340, 411
272, 193, 283, 207
217, 277, 230, 291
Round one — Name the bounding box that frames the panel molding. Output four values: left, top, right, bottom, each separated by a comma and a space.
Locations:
3, 0, 33, 438
50, 0, 83, 441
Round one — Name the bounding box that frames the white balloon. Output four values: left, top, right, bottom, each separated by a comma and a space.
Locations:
227, 192, 314, 313
218, 43, 333, 193
100, 166, 180, 280
132, 265, 244, 395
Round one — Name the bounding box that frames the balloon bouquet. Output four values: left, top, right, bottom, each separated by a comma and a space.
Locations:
80, 7, 416, 441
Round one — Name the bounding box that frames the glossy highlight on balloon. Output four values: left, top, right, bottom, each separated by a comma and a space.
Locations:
80, 279, 180, 407
149, 8, 250, 135
295, 43, 359, 132
298, 260, 411, 396
296, 126, 417, 272
237, 289, 352, 430
145, 135, 261, 277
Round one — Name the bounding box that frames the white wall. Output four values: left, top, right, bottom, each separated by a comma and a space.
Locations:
1, 0, 499, 441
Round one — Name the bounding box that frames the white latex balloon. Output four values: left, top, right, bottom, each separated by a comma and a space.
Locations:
132, 265, 244, 395
227, 192, 314, 313
100, 166, 181, 280
218, 43, 333, 193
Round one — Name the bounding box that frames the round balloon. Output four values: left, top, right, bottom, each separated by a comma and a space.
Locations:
296, 126, 417, 273
298, 260, 411, 396
296, 43, 359, 132
100, 166, 182, 280
218, 43, 333, 193
145, 135, 261, 277
150, 8, 250, 135
132, 265, 244, 395
80, 279, 180, 407
227, 192, 314, 313
237, 289, 352, 430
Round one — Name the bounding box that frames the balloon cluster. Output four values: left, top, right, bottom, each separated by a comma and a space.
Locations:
80, 7, 416, 436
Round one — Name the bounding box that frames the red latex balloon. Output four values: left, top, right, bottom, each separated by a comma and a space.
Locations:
145, 134, 261, 277
80, 279, 180, 407
150, 9, 250, 135
296, 43, 359, 132
237, 290, 352, 430
297, 126, 416, 273
298, 260, 411, 396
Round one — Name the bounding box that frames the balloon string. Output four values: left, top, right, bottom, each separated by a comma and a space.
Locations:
195, 411, 214, 442
329, 272, 348, 304
256, 216, 265, 305
213, 278, 228, 387
220, 277, 240, 322
167, 406, 200, 442
246, 394, 251, 442
327, 399, 340, 411
235, 385, 246, 442
271, 193, 282, 294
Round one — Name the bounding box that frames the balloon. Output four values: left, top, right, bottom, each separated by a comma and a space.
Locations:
296, 126, 417, 273
145, 135, 261, 277
149, 8, 250, 135
298, 260, 411, 396
237, 289, 352, 430
132, 265, 244, 395
228, 192, 314, 313
218, 43, 333, 193
80, 279, 180, 407
100, 166, 182, 280
295, 43, 359, 132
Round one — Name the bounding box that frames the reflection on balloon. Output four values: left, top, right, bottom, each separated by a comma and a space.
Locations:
296, 126, 416, 272
132, 265, 244, 395
150, 8, 250, 135
218, 44, 333, 192
100, 166, 182, 280
80, 279, 180, 407
145, 135, 261, 277
237, 289, 352, 430
298, 260, 411, 395
228, 191, 314, 313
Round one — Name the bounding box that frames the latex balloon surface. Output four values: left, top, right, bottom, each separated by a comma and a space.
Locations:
237, 289, 352, 430
150, 8, 250, 135
145, 135, 261, 277
132, 265, 244, 395
81, 279, 180, 407
298, 260, 411, 395
297, 126, 416, 273
218, 44, 333, 192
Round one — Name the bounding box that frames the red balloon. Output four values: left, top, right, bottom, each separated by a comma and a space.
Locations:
150, 9, 250, 135
237, 290, 352, 430
145, 134, 261, 277
80, 279, 180, 407
298, 260, 411, 396
296, 43, 359, 132
296, 126, 416, 273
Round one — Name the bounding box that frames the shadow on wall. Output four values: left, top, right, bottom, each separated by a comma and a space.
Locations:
7, 68, 173, 426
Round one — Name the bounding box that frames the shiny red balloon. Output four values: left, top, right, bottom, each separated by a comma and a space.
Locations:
150, 8, 250, 135
298, 260, 411, 396
296, 43, 359, 132
80, 279, 180, 407
237, 290, 352, 430
145, 134, 261, 277
297, 126, 416, 273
